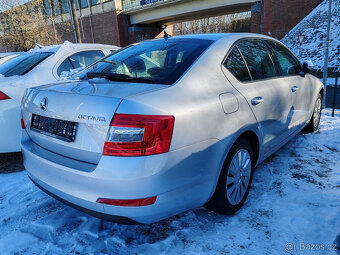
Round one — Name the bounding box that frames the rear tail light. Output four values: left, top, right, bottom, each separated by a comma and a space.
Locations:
96, 196, 157, 207
21, 118, 25, 129
0, 91, 10, 100
103, 114, 174, 156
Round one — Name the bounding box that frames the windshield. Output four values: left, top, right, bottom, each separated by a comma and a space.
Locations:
0, 52, 52, 77
74, 38, 214, 85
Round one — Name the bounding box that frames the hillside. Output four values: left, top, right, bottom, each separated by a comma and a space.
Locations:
282, 0, 340, 73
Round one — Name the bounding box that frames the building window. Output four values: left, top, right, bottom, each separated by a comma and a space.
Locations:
91, 0, 101, 5
43, 0, 51, 15
53, 0, 61, 15
42, 0, 65, 15
45, 0, 112, 14
61, 0, 69, 13
79, 0, 89, 8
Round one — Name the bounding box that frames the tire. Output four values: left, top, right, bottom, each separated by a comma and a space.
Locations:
304, 94, 322, 133
206, 138, 254, 215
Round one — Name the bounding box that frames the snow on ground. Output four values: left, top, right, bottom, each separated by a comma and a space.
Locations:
0, 111, 339, 255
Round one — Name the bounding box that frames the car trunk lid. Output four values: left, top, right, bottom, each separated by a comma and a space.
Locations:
22, 79, 165, 164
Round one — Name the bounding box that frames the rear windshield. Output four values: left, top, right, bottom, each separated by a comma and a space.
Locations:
0, 52, 52, 77
74, 38, 214, 85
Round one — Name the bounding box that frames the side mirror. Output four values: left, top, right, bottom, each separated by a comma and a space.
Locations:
302, 60, 314, 74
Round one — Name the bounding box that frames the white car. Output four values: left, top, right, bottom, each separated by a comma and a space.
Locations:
0, 52, 22, 65
0, 42, 119, 153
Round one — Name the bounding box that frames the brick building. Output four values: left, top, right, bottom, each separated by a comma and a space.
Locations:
50, 0, 129, 46
0, 0, 326, 50
58, 0, 325, 45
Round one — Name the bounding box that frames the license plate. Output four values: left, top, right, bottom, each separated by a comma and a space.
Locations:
30, 114, 77, 142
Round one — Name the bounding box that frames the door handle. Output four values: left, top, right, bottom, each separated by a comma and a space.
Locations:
291, 86, 299, 92
251, 97, 264, 106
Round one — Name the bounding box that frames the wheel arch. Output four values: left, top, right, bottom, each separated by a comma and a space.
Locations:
319, 88, 324, 98
207, 129, 261, 198
205, 129, 261, 210
236, 131, 260, 167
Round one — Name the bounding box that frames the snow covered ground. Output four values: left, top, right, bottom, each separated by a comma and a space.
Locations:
0, 111, 339, 255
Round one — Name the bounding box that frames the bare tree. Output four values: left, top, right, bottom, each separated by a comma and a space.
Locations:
174, 12, 251, 35
0, 0, 68, 51
36, 0, 60, 44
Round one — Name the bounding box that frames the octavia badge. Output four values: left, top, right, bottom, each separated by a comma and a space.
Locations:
40, 97, 48, 111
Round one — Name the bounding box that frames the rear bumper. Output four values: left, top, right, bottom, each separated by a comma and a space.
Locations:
28, 175, 138, 224
22, 131, 226, 224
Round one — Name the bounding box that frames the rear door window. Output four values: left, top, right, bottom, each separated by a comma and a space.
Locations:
266, 40, 302, 76
223, 46, 251, 82
57, 50, 104, 76
57, 58, 73, 76
69, 50, 104, 69
237, 40, 278, 81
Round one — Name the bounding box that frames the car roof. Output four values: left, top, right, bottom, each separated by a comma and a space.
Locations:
28, 41, 119, 54
149, 33, 277, 43
0, 52, 22, 57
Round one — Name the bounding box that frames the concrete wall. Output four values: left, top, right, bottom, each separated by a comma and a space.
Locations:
125, 0, 256, 25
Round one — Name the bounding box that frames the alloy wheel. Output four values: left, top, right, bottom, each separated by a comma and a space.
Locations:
226, 149, 252, 205
313, 97, 322, 128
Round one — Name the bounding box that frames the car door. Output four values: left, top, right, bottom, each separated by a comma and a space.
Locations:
266, 40, 314, 129
223, 39, 293, 156
56, 50, 105, 77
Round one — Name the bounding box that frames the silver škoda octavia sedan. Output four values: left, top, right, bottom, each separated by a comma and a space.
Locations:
21, 34, 323, 224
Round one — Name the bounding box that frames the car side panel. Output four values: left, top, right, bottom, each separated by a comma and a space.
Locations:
0, 99, 21, 153
285, 74, 314, 130
306, 74, 324, 117
222, 66, 294, 154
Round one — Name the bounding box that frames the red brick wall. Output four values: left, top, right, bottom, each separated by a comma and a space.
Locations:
56, 21, 75, 43
251, 0, 323, 39
251, 3, 262, 34
57, 10, 129, 47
